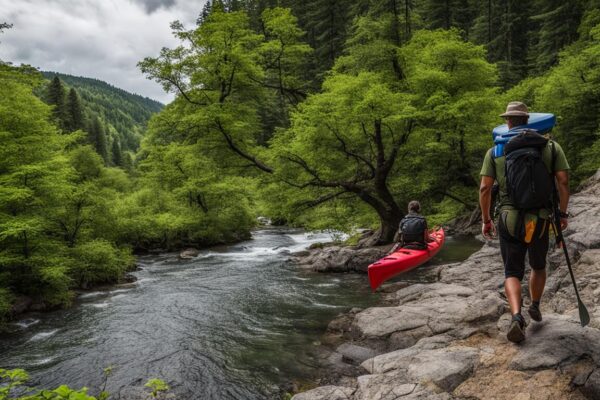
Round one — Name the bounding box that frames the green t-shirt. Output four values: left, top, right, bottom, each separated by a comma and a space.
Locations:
480, 140, 570, 220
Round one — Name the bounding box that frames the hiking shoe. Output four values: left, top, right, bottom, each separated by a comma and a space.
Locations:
528, 303, 542, 322
507, 314, 526, 343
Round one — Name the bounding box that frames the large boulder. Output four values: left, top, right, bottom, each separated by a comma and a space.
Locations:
294, 246, 389, 273
179, 248, 200, 259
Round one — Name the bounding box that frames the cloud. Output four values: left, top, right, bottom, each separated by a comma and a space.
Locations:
133, 0, 177, 13
0, 0, 207, 103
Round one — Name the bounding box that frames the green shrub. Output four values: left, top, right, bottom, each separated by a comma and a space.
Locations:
70, 240, 133, 287
0, 288, 13, 326
0, 369, 170, 400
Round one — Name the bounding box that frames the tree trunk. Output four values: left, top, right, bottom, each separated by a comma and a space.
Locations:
377, 213, 403, 244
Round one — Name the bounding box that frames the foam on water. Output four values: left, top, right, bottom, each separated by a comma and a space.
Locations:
79, 291, 105, 299
14, 318, 40, 329
31, 357, 55, 366
85, 302, 110, 309
29, 330, 59, 342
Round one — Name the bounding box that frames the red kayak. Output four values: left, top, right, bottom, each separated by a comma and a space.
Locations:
368, 228, 445, 291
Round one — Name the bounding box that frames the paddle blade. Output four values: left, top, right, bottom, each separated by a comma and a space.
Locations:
579, 299, 591, 327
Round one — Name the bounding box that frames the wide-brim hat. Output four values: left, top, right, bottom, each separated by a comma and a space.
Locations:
500, 101, 529, 117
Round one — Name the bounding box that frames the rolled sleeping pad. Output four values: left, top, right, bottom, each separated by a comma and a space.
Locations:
492, 113, 556, 158
492, 113, 556, 140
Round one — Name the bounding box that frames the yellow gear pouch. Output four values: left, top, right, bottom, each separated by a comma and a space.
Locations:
523, 214, 537, 244
502, 210, 538, 243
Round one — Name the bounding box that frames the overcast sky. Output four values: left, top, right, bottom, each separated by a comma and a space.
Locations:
0, 0, 208, 104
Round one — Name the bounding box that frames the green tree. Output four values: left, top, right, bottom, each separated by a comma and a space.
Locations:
529, 0, 585, 73
270, 29, 498, 243
469, 0, 532, 87
112, 138, 123, 166
509, 20, 600, 182
65, 88, 84, 132
89, 117, 109, 163
302, 0, 352, 75
138, 9, 288, 174
0, 65, 74, 306
46, 76, 67, 129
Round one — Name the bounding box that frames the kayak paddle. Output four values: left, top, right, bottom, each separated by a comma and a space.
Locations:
552, 217, 590, 327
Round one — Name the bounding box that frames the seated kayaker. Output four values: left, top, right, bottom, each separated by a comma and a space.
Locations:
390, 201, 431, 252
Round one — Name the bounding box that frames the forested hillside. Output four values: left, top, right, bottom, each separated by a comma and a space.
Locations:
2, 0, 600, 330
40, 72, 163, 165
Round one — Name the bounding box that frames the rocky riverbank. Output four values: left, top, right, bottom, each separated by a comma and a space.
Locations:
293, 169, 600, 400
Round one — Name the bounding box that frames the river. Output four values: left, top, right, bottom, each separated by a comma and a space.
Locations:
0, 228, 481, 399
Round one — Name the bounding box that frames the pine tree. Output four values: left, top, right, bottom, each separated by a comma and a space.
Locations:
89, 117, 108, 163
197, 1, 214, 24
418, 0, 476, 39
46, 76, 67, 129
121, 151, 134, 171
470, 0, 531, 87
302, 0, 353, 76
529, 0, 585, 73
65, 88, 84, 132
111, 138, 123, 167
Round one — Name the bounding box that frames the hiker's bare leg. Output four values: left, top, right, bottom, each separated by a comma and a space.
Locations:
505, 277, 522, 314
529, 269, 546, 302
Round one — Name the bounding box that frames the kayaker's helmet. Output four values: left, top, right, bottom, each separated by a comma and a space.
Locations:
408, 200, 421, 213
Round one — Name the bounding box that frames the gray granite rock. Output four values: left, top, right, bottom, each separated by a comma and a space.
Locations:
355, 375, 452, 400
293, 245, 390, 273
337, 343, 378, 365
291, 385, 355, 400
510, 314, 600, 371
179, 248, 200, 259
581, 368, 600, 399
361, 345, 479, 392
351, 283, 504, 341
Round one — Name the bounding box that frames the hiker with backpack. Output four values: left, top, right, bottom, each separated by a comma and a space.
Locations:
479, 101, 571, 343
389, 200, 431, 253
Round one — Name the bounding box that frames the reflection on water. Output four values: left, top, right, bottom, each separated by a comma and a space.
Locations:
0, 228, 481, 400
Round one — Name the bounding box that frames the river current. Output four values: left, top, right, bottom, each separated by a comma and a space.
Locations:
0, 228, 481, 399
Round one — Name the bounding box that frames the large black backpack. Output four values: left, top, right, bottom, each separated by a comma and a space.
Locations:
399, 215, 427, 245
503, 129, 553, 210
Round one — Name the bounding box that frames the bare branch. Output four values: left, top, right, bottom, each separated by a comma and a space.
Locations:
215, 119, 274, 173
326, 123, 376, 177
294, 190, 350, 211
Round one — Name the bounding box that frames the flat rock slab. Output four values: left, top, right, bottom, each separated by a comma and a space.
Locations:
337, 343, 379, 365
361, 345, 479, 392
351, 283, 504, 341
291, 385, 355, 400
355, 377, 452, 400
510, 314, 600, 371
439, 245, 504, 291
356, 378, 419, 400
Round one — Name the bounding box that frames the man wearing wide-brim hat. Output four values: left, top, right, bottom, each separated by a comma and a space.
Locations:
478, 101, 571, 343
